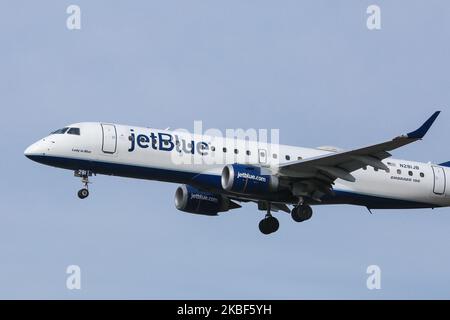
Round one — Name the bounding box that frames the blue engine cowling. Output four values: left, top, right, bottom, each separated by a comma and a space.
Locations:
174, 185, 240, 216
221, 164, 279, 195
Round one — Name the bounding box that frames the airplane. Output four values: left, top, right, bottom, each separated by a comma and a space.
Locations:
24, 111, 450, 234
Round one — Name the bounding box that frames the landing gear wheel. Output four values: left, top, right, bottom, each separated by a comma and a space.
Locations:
266, 216, 279, 233
291, 207, 303, 222
259, 219, 271, 235
74, 170, 93, 199
78, 188, 89, 199
258, 202, 280, 235
258, 216, 280, 235
291, 204, 313, 222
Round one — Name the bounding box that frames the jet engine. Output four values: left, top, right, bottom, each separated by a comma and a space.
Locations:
221, 164, 279, 195
174, 184, 240, 216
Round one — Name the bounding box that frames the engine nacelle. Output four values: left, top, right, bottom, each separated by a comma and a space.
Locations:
221, 164, 279, 195
174, 185, 239, 216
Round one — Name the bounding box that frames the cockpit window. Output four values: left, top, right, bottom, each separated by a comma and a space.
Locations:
51, 127, 69, 134
67, 127, 80, 135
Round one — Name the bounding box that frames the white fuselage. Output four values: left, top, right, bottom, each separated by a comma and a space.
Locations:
24, 122, 450, 209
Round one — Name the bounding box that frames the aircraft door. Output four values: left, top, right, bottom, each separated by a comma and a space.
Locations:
432, 166, 446, 195
101, 124, 117, 154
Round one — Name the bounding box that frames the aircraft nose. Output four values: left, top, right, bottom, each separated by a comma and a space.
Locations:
24, 144, 33, 157
24, 140, 46, 159
24, 143, 37, 159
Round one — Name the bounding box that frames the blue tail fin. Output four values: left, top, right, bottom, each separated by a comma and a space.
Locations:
439, 161, 450, 167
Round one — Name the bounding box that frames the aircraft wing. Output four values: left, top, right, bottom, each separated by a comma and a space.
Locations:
276, 111, 441, 199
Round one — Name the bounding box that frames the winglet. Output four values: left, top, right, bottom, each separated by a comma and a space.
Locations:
406, 111, 441, 139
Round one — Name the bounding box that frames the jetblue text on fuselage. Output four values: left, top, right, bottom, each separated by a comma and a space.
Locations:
128, 129, 209, 155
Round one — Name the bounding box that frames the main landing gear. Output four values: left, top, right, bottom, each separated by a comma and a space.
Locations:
258, 203, 280, 235
74, 170, 92, 199
258, 201, 314, 235
291, 204, 313, 222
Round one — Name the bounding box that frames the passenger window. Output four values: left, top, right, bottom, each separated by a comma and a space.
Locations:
397, 169, 402, 175
420, 172, 425, 178
409, 171, 413, 176
223, 147, 227, 153
297, 156, 303, 160
246, 150, 251, 156
211, 146, 215, 152
273, 154, 278, 159
234, 149, 239, 154
285, 155, 291, 160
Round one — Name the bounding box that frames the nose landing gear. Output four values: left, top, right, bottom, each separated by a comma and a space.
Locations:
74, 170, 92, 199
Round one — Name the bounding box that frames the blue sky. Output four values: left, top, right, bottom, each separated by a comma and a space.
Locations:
1, 1, 450, 299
